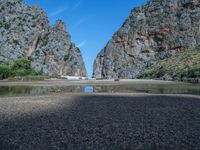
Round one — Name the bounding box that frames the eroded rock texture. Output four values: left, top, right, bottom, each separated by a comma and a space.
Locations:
93, 0, 200, 79
0, 0, 86, 76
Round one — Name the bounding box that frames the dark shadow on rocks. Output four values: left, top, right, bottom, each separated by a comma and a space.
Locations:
0, 95, 200, 150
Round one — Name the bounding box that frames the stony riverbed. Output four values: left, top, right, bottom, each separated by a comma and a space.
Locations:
0, 94, 200, 149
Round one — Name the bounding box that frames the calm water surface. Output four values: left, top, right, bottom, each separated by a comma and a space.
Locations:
0, 82, 199, 97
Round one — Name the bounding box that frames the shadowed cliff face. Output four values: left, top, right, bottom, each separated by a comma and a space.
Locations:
0, 0, 86, 76
93, 0, 200, 79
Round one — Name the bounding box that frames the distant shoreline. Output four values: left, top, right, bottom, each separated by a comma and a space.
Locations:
0, 79, 185, 87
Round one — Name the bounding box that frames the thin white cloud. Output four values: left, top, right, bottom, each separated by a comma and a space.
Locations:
70, 0, 84, 12
77, 40, 87, 48
71, 17, 91, 30
49, 7, 68, 18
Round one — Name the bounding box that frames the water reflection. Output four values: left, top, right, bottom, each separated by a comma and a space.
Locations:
84, 86, 94, 93
0, 83, 199, 97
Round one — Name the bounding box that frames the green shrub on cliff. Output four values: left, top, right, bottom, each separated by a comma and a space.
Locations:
0, 58, 41, 79
9, 58, 39, 76
181, 68, 200, 79
0, 65, 12, 79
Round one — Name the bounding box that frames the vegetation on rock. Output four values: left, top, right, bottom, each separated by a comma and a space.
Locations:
138, 46, 200, 81
0, 58, 41, 80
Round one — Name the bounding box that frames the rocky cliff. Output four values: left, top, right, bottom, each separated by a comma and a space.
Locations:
0, 0, 86, 76
93, 0, 200, 79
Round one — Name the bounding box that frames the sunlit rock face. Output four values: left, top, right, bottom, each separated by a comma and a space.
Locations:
93, 0, 200, 79
0, 0, 86, 76
31, 20, 87, 76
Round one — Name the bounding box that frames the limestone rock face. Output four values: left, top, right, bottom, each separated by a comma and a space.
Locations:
0, 0, 86, 76
93, 0, 200, 79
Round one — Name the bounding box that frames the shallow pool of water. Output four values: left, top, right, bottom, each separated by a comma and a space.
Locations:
0, 82, 199, 97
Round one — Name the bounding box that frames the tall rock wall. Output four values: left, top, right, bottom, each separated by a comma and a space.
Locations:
93, 0, 200, 79
0, 0, 86, 76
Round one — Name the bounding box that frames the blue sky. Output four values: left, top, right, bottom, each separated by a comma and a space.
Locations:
25, 0, 147, 77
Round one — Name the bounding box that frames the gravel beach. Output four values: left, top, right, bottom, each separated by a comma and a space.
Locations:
0, 94, 200, 150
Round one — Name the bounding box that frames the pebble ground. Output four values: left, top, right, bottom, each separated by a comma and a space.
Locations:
0, 94, 200, 150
